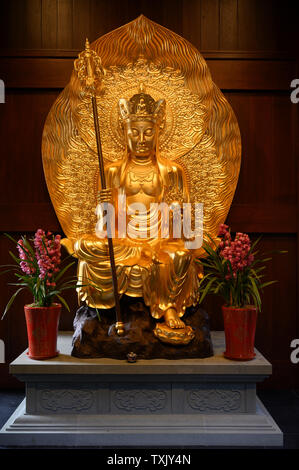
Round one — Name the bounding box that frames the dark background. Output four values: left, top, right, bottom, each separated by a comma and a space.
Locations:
0, 0, 298, 389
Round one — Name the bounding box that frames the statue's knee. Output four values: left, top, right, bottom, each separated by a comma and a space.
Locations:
75, 235, 106, 255
176, 249, 191, 262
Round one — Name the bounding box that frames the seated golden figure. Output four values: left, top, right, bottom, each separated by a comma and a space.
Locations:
69, 89, 200, 342
42, 16, 241, 350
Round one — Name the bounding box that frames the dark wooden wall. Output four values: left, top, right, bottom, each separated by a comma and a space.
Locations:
0, 0, 298, 389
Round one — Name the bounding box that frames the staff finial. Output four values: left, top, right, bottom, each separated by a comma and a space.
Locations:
74, 38, 105, 91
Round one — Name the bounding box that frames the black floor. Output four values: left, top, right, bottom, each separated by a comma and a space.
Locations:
0, 389, 298, 449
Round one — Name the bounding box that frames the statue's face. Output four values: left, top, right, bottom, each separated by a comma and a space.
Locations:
126, 120, 157, 158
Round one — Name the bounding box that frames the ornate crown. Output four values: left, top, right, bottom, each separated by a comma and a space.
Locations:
118, 84, 165, 125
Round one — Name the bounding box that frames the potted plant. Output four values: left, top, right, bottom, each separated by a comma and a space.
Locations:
197, 224, 282, 360
0, 229, 97, 360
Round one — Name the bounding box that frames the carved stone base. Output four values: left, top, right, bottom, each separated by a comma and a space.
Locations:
0, 332, 283, 447
0, 398, 282, 447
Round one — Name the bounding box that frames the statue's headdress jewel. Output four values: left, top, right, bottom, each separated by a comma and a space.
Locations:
118, 84, 165, 126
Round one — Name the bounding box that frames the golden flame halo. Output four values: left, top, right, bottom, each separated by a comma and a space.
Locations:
42, 16, 241, 244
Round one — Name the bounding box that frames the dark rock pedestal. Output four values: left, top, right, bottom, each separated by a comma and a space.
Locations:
71, 295, 213, 359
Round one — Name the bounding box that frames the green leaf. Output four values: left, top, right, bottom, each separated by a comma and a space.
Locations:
56, 294, 70, 312
60, 252, 76, 262
41, 236, 50, 255
1, 287, 25, 320
214, 282, 224, 294
0, 268, 20, 276
9, 251, 35, 265
45, 290, 62, 297
261, 249, 287, 256
248, 277, 261, 310
252, 266, 266, 274
227, 259, 234, 278
88, 296, 101, 322
3, 233, 18, 244
199, 277, 217, 304
21, 236, 35, 257
8, 250, 20, 265
7, 282, 31, 287
259, 257, 272, 263
5, 233, 31, 258
201, 243, 216, 257
248, 235, 262, 254
260, 280, 278, 289
205, 233, 218, 248
0, 264, 22, 269
14, 273, 30, 280
54, 262, 75, 283
55, 285, 78, 292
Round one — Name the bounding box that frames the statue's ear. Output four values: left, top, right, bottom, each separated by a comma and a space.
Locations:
118, 99, 130, 120
153, 99, 166, 123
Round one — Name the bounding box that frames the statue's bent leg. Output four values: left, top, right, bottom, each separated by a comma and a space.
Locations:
145, 241, 197, 327
74, 235, 142, 309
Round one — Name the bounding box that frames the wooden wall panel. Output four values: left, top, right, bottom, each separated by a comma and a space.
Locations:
237, 0, 281, 52
255, 235, 297, 388
0, 0, 298, 390
0, 0, 297, 52
237, 0, 257, 50
0, 90, 296, 235
225, 92, 297, 207
72, 0, 90, 49
0, 90, 59, 204
220, 0, 238, 50
42, 0, 58, 48
0, 57, 296, 90
4, 0, 27, 49
182, 0, 202, 49
200, 0, 219, 50
24, 0, 42, 49
57, 0, 73, 49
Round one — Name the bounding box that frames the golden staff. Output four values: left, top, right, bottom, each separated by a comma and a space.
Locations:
74, 39, 124, 336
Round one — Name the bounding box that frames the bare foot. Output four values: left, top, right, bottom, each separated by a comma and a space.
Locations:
164, 307, 185, 329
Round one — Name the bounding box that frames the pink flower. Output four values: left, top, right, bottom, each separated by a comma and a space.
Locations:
218, 224, 230, 238
34, 229, 61, 283
219, 229, 254, 278
17, 240, 36, 275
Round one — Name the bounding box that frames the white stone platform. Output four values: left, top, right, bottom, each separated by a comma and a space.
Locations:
0, 331, 283, 447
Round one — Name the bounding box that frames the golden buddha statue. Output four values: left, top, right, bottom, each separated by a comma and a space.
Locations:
71, 87, 199, 343
42, 16, 241, 350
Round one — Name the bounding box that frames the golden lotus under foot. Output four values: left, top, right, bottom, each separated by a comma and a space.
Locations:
154, 323, 195, 345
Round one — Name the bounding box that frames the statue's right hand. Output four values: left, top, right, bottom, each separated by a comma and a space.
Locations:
97, 189, 113, 204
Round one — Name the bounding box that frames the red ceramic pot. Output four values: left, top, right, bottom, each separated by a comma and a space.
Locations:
24, 303, 61, 360
222, 305, 258, 361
